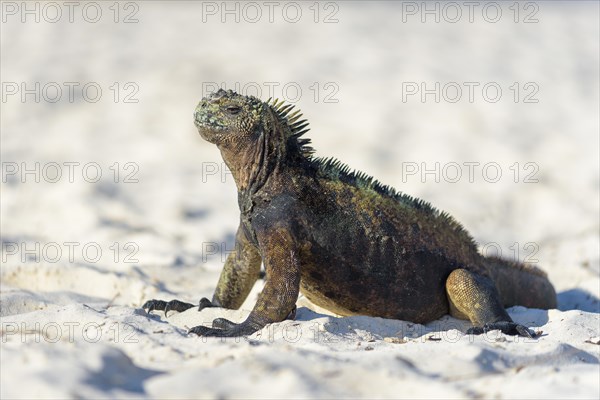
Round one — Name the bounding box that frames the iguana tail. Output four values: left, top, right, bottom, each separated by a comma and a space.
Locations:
486, 256, 557, 309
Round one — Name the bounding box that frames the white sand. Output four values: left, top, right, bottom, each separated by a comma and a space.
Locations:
1, 2, 599, 399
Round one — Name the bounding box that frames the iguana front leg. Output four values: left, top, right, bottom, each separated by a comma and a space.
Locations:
143, 224, 262, 316
189, 226, 300, 337
446, 269, 535, 338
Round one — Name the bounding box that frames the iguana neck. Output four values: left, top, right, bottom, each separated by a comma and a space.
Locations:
219, 120, 289, 203
219, 143, 269, 194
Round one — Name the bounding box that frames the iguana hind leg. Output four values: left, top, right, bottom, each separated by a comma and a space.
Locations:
446, 269, 535, 338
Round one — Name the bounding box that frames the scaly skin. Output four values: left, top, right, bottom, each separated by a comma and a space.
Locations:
143, 89, 557, 338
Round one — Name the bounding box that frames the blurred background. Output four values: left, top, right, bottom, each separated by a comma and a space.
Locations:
1, 0, 598, 315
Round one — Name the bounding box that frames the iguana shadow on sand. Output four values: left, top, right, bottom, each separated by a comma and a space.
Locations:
143, 89, 556, 338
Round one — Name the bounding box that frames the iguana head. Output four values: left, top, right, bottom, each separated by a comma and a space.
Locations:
194, 89, 313, 191
194, 89, 265, 147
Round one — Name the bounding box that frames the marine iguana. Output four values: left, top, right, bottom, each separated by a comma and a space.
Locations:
143, 89, 556, 338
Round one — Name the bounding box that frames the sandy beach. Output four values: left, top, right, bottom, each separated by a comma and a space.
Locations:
1, 1, 599, 398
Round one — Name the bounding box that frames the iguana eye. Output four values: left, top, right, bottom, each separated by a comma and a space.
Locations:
226, 106, 241, 115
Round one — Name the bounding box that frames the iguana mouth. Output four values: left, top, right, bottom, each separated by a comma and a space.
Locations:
194, 122, 218, 143
194, 101, 227, 144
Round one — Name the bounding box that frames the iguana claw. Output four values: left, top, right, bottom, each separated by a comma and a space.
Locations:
142, 299, 195, 316
467, 321, 535, 338
188, 319, 261, 337
142, 299, 167, 314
